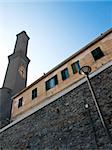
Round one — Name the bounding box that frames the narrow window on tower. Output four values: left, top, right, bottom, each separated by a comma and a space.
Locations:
46, 75, 58, 91
91, 47, 104, 61
18, 97, 23, 108
32, 88, 37, 100
71, 60, 80, 74
61, 68, 69, 81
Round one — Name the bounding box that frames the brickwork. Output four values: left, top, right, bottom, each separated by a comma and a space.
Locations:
0, 65, 112, 149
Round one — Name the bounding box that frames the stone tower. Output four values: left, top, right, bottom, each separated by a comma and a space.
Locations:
3, 31, 30, 95
0, 31, 30, 128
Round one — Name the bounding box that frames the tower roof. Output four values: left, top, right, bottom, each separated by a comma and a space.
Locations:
16, 31, 30, 40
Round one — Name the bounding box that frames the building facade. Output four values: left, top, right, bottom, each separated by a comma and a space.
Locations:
11, 28, 112, 121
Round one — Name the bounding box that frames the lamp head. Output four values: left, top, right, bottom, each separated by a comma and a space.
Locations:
80, 65, 91, 76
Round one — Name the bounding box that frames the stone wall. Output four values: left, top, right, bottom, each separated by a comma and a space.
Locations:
0, 65, 112, 150
0, 87, 12, 128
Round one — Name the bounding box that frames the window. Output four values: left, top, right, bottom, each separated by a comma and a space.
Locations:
18, 97, 23, 108
71, 61, 80, 74
91, 47, 104, 61
61, 68, 69, 81
32, 88, 37, 100
46, 75, 58, 91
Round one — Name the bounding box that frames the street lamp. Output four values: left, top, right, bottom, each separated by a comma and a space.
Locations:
80, 65, 112, 143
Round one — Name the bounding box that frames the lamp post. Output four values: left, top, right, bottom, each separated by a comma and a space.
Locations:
80, 65, 112, 143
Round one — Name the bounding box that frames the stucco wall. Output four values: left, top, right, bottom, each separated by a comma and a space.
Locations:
0, 65, 112, 149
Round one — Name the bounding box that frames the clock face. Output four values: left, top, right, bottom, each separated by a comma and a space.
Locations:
18, 65, 26, 79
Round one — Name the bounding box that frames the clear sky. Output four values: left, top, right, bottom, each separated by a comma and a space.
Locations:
0, 0, 112, 87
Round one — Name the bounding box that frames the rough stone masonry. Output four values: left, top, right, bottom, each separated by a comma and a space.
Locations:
0, 65, 112, 150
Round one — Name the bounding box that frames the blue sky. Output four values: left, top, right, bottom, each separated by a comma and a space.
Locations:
0, 1, 112, 86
